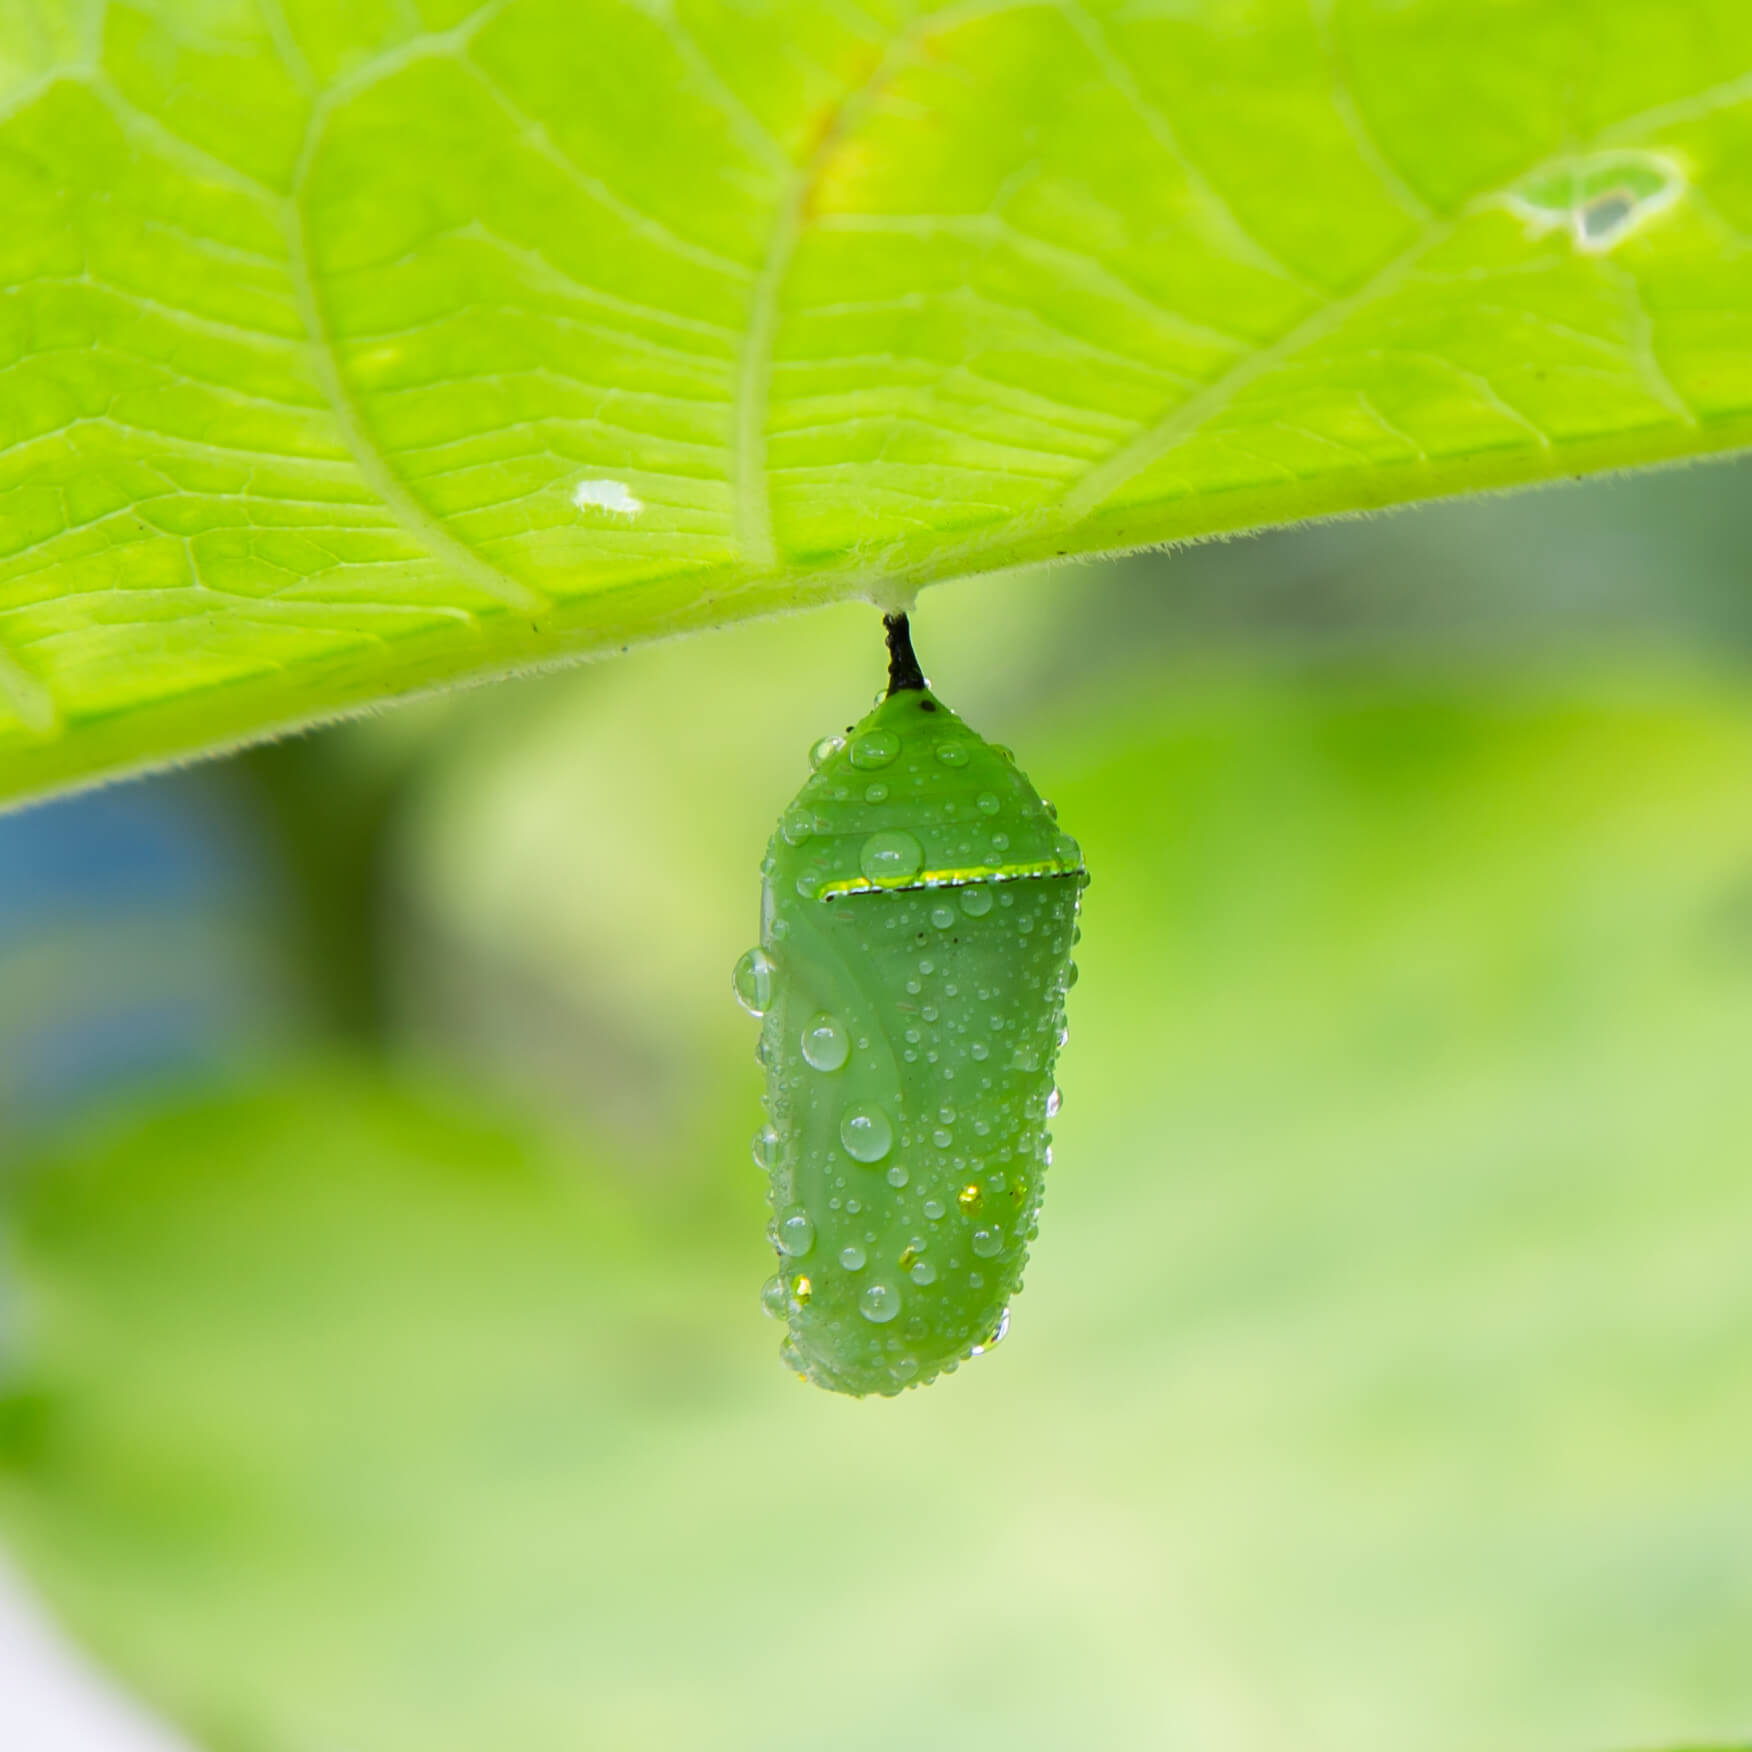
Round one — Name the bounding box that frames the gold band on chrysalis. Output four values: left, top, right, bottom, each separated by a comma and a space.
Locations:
817, 860, 1085, 900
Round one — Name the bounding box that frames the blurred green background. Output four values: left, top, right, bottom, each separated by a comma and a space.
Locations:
3, 458, 1752, 1751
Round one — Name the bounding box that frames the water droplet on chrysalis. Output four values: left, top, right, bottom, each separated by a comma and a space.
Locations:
801, 1013, 850, 1072
732, 947, 776, 1016
971, 1306, 1010, 1357
777, 1207, 816, 1257
860, 830, 923, 887
849, 729, 899, 769
839, 1103, 894, 1162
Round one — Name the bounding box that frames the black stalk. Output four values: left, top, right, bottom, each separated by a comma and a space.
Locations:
883, 612, 926, 695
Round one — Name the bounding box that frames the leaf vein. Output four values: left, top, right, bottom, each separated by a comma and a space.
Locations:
284, 121, 551, 614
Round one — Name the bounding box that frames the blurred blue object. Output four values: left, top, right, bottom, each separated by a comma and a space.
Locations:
0, 777, 299, 1141
0, 784, 242, 919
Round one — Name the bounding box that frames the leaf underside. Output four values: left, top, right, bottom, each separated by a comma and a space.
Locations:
2, 0, 1751, 803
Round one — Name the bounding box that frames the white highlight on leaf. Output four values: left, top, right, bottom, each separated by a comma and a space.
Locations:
571, 478, 644, 517
1503, 150, 1687, 255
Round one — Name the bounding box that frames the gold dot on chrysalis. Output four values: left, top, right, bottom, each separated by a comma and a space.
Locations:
792, 1275, 812, 1305
898, 1244, 918, 1270
958, 1183, 982, 1214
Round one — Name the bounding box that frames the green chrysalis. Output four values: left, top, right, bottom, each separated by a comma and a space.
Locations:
733, 614, 1086, 1396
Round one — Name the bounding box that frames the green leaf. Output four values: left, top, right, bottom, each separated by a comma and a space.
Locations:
3, 0, 1750, 804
